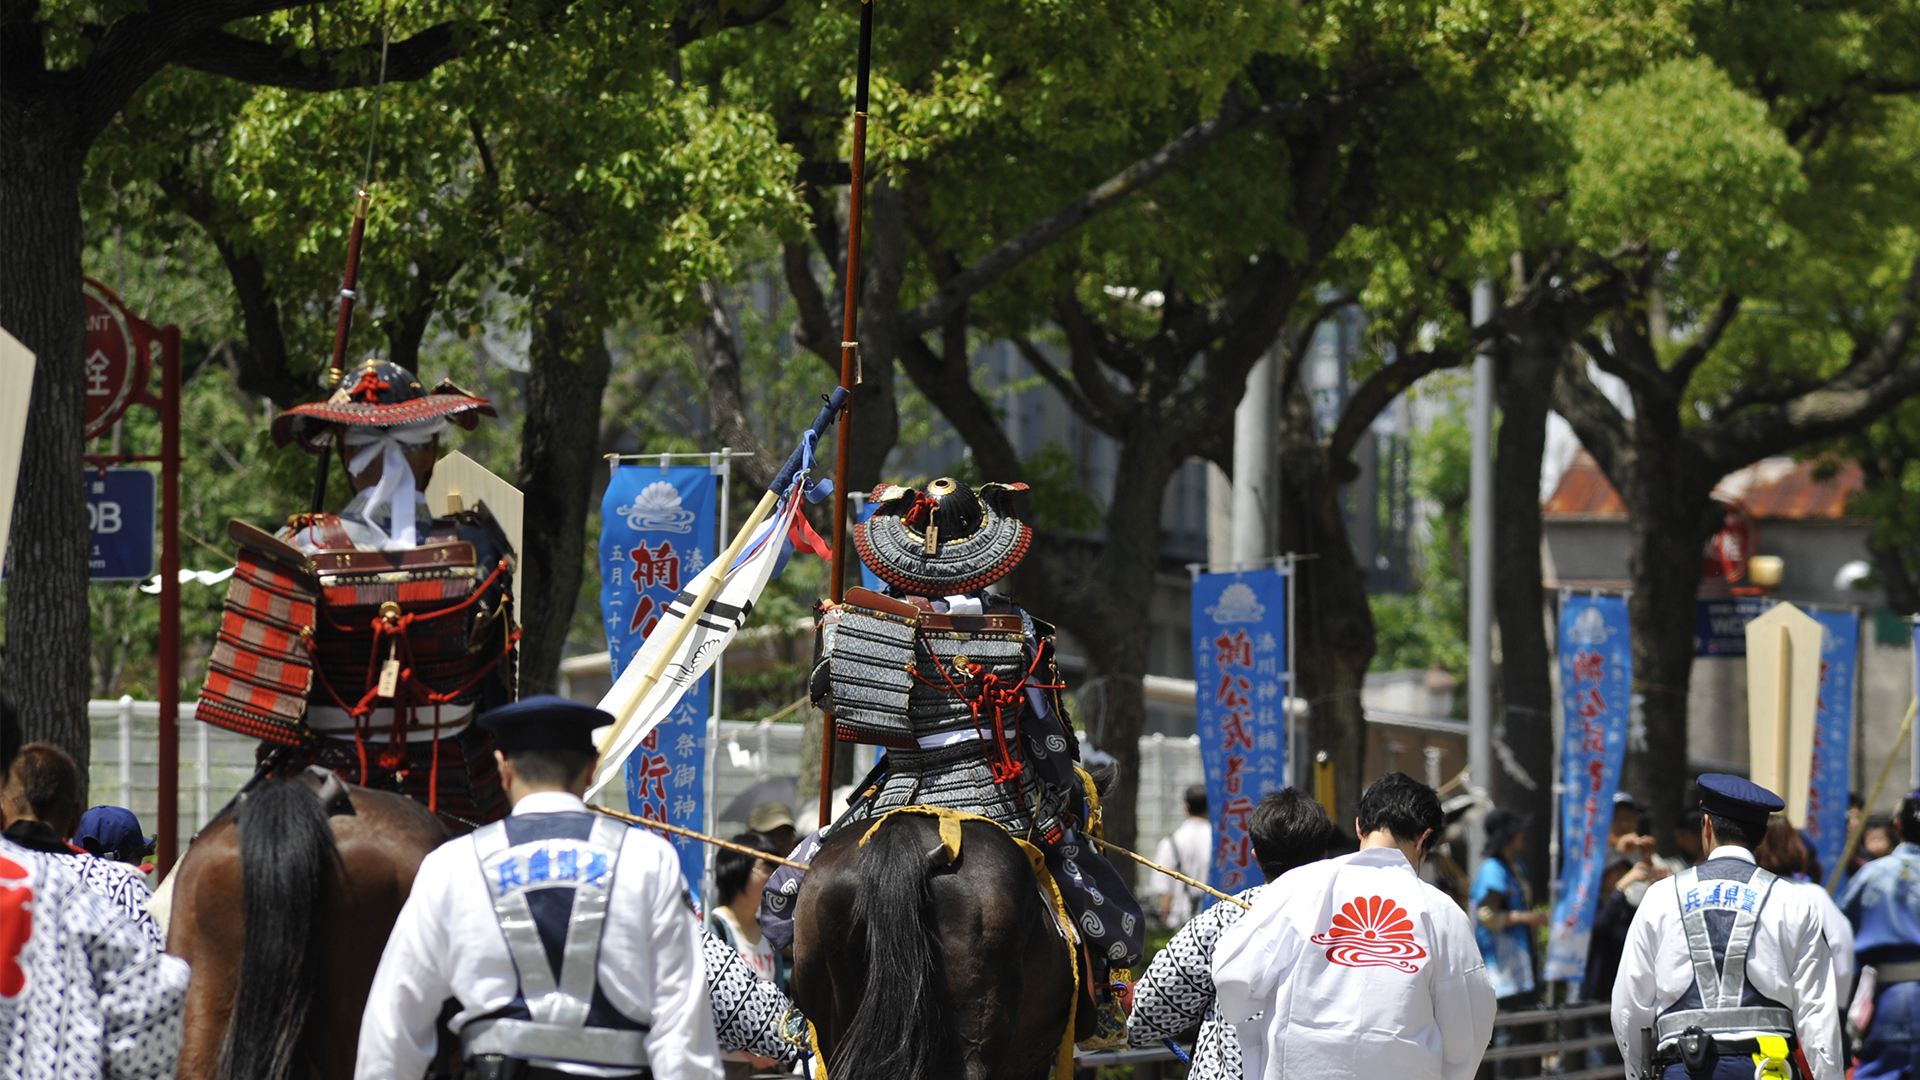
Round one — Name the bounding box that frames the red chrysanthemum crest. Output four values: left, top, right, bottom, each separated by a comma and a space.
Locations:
1309, 895, 1428, 972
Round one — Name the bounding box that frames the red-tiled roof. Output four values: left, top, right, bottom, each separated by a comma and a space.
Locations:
1544, 452, 1863, 520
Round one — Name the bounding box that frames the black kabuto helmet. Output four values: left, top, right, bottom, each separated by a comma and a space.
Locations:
854, 477, 1031, 596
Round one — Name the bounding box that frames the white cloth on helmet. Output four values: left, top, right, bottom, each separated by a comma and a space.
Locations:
343, 418, 446, 550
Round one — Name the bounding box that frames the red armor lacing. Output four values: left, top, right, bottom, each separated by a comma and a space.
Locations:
910, 640, 1064, 794
309, 557, 520, 811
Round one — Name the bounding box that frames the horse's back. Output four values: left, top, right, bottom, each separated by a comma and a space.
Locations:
794, 812, 1074, 1080
170, 782, 449, 1080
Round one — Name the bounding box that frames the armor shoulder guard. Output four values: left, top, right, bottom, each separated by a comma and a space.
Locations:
440, 499, 517, 571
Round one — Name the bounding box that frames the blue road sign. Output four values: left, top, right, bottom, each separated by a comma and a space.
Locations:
86, 468, 155, 581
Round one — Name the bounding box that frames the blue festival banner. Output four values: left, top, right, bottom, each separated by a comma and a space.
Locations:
599, 464, 717, 894
1189, 569, 1288, 897
1807, 610, 1858, 885
1543, 594, 1632, 982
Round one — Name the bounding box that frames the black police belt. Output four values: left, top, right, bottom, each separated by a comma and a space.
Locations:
466, 817, 650, 1070
1652, 865, 1794, 1049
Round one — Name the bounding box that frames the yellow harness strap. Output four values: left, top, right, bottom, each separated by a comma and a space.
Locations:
854, 806, 1082, 1079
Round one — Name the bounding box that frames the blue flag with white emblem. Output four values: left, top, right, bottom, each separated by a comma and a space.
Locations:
1544, 594, 1631, 982
599, 464, 716, 893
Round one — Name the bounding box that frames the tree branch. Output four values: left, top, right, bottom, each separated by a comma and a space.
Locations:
1053, 293, 1138, 433
783, 241, 835, 364
895, 336, 1026, 482
1666, 293, 1741, 387
1328, 348, 1464, 467
1551, 351, 1633, 480
694, 280, 780, 489
1011, 337, 1104, 429
898, 78, 1408, 338
1699, 252, 1920, 469
172, 24, 461, 91
668, 0, 790, 47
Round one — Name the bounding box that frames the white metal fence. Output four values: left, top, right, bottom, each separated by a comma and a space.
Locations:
85, 698, 259, 855
84, 700, 1205, 856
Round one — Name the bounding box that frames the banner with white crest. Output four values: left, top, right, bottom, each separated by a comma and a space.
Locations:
598, 463, 717, 890
587, 476, 807, 803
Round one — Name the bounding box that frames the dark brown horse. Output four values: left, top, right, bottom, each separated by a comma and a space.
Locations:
791, 812, 1089, 1080
168, 770, 449, 1080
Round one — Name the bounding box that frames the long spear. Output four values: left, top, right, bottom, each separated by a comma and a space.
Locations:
311, 29, 393, 513
820, 0, 875, 829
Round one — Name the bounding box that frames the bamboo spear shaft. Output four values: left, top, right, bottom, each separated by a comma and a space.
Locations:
1092, 836, 1252, 911
1827, 697, 1918, 894
820, 0, 876, 829
595, 486, 781, 755
591, 805, 811, 871
591, 802, 1251, 909
311, 28, 392, 514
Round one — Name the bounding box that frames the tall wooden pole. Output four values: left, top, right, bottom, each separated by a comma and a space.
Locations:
821, 0, 874, 828
156, 325, 181, 876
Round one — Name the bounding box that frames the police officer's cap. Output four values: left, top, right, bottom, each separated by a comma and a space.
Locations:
1695, 773, 1784, 828
479, 695, 610, 756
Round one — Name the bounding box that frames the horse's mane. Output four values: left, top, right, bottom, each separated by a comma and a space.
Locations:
217, 777, 342, 1080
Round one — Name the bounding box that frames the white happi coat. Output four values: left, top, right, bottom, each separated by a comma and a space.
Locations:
1212, 846, 1496, 1080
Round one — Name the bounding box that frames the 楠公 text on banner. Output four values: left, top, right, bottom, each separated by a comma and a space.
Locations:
599, 464, 716, 895
1543, 594, 1631, 982
1189, 569, 1289, 898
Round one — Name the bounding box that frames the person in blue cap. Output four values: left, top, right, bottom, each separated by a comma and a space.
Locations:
1612, 774, 1842, 1079
1839, 790, 1920, 1079
75, 806, 152, 868
355, 695, 720, 1080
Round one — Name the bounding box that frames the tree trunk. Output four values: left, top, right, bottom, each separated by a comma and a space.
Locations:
514, 292, 613, 695
1492, 331, 1558, 898
1278, 380, 1373, 830
1013, 436, 1184, 871
0, 137, 94, 782
1620, 456, 1722, 850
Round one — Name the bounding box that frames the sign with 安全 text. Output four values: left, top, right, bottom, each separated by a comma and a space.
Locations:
82, 282, 141, 440
599, 463, 716, 897
1190, 569, 1288, 899
85, 468, 155, 581
1543, 594, 1631, 982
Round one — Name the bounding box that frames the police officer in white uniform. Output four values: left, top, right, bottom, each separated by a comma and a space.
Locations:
1612, 774, 1842, 1080
356, 696, 722, 1080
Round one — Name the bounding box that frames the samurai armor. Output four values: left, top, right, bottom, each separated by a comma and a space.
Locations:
906, 609, 1029, 741
197, 508, 517, 748
287, 721, 507, 829
305, 514, 517, 737
853, 478, 1032, 597
198, 539, 320, 745
853, 741, 1065, 839
812, 588, 918, 745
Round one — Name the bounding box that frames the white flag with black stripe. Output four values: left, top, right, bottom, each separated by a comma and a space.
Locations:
587, 482, 803, 800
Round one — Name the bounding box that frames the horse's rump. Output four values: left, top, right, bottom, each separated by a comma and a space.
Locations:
170, 776, 448, 1080
793, 810, 1077, 1080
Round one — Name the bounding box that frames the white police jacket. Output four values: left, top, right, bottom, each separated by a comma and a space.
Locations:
355, 791, 721, 1080
1611, 845, 1842, 1080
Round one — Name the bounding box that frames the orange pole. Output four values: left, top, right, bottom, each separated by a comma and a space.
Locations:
822, 0, 874, 829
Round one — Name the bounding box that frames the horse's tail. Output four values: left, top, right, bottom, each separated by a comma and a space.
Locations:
833, 814, 954, 1080
217, 777, 341, 1080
